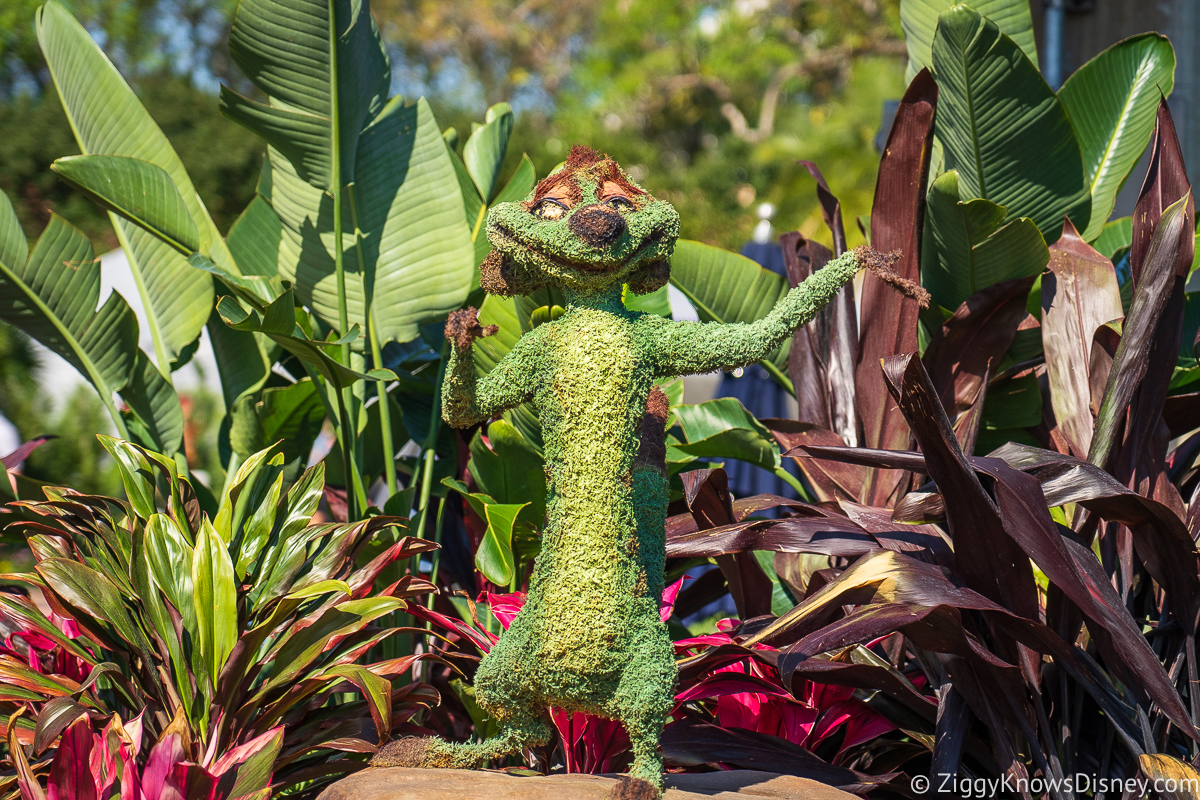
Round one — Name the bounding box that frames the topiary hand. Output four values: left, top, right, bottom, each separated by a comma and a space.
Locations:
445, 307, 498, 351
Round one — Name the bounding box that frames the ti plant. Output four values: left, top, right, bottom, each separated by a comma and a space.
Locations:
0, 437, 440, 799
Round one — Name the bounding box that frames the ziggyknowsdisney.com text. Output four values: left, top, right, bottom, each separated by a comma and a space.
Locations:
909, 773, 1197, 797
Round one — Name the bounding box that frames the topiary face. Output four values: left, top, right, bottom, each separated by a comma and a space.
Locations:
482, 146, 680, 297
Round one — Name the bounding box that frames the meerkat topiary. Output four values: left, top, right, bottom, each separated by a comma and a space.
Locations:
372, 146, 922, 797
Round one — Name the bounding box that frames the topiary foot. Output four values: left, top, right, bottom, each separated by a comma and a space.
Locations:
607, 776, 661, 800
370, 737, 430, 768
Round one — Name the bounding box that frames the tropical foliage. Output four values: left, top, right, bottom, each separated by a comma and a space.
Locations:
3, 0, 1200, 796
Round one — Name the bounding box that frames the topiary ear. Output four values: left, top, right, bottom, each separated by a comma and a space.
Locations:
625, 259, 670, 295
479, 251, 548, 297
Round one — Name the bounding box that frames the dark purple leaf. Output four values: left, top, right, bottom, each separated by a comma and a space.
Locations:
681, 470, 774, 618
988, 442, 1200, 628
924, 276, 1036, 422
1131, 99, 1192, 288
667, 513, 878, 560
856, 68, 937, 506
838, 501, 953, 567
1, 437, 56, 471
765, 419, 870, 502
661, 717, 894, 792
675, 671, 788, 703
1041, 219, 1124, 458
797, 161, 847, 256
1092, 101, 1193, 493
788, 657, 937, 725
1163, 392, 1200, 438
951, 360, 989, 457
881, 354, 1039, 624
782, 233, 859, 446
970, 455, 1193, 732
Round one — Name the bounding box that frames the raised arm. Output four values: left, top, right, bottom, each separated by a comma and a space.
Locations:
651, 247, 865, 379
441, 308, 540, 428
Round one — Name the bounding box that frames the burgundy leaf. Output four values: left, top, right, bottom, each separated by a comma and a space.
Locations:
788, 658, 937, 725
838, 500, 953, 567
797, 162, 847, 256
988, 442, 1200, 627
1163, 391, 1200, 438
715, 551, 775, 621
951, 359, 988, 457
782, 233, 859, 446
681, 470, 774, 618
1042, 219, 1124, 458
661, 717, 893, 792
764, 419, 870, 502
856, 68, 937, 506
971, 455, 1192, 731
666, 513, 878, 560
1, 437, 56, 471
924, 276, 1036, 421
1092, 101, 1194, 496
1131, 99, 1192, 287
881, 354, 1039, 625
322, 486, 348, 523
681, 469, 735, 528
32, 697, 86, 756
1088, 321, 1121, 418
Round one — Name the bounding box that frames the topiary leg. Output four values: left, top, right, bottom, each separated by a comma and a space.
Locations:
611, 613, 675, 794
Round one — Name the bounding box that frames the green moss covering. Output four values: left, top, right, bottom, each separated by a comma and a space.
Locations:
375, 147, 868, 794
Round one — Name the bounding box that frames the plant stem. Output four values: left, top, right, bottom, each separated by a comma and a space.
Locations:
111, 216, 175, 382
471, 202, 488, 242
346, 188, 399, 498
326, 0, 364, 518
426, 497, 447, 612
410, 343, 449, 570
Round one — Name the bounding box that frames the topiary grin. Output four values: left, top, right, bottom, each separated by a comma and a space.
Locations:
373, 145, 925, 797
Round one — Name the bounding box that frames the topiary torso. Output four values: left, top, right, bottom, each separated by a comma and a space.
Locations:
372, 146, 893, 797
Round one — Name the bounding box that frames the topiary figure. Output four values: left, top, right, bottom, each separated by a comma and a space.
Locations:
373, 146, 922, 797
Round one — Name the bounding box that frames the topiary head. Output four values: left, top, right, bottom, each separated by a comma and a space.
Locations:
481, 146, 680, 297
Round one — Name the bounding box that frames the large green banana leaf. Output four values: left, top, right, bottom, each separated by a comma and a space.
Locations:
1058, 34, 1176, 241
0, 193, 182, 453
51, 155, 200, 254
932, 6, 1090, 241
921, 171, 1050, 311
901, 0, 1037, 80
221, 0, 474, 347
36, 1, 224, 371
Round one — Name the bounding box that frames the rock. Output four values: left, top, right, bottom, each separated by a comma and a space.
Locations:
317, 767, 860, 800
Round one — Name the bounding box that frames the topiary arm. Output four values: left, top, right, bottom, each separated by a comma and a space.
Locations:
650, 248, 867, 378
441, 308, 540, 428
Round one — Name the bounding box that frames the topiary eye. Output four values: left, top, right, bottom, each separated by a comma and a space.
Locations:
533, 199, 568, 220
607, 196, 634, 210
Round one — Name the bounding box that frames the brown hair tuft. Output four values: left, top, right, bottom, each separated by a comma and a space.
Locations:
566, 145, 607, 168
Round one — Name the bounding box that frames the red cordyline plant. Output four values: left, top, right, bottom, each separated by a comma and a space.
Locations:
0, 437, 444, 800
8, 709, 281, 800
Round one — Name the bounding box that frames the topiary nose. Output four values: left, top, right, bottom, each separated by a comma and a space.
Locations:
568, 204, 626, 248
